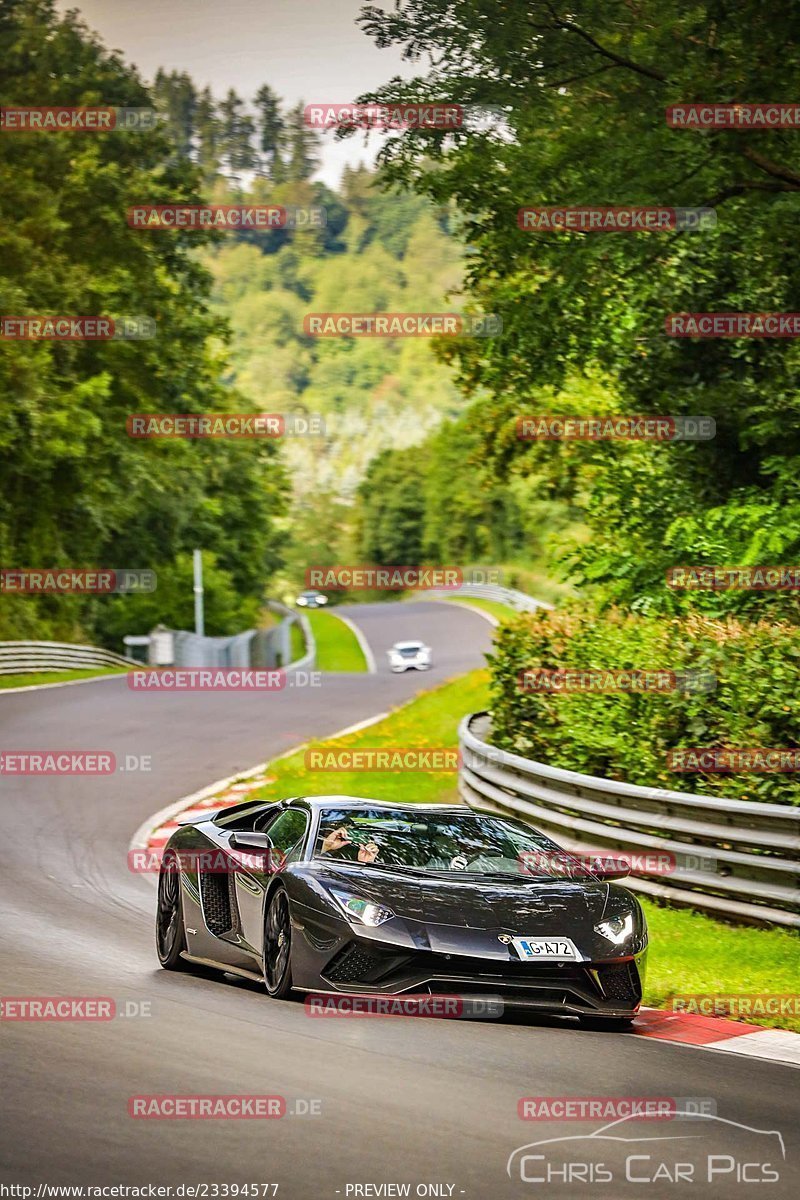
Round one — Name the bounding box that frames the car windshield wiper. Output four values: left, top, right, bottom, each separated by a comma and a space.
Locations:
361, 862, 430, 876
475, 870, 576, 883
466, 870, 529, 881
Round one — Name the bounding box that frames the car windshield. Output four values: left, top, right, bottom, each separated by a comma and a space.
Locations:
397, 646, 422, 658
314, 807, 596, 879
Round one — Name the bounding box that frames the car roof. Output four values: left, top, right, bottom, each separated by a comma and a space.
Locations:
392, 640, 425, 648
289, 795, 471, 813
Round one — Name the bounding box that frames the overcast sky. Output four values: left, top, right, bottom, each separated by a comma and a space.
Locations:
56, 0, 414, 184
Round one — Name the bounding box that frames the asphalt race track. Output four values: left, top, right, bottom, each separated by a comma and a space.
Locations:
0, 601, 796, 1198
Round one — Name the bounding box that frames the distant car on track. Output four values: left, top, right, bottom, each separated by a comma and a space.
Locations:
387, 639, 432, 672
295, 589, 327, 608
155, 796, 647, 1027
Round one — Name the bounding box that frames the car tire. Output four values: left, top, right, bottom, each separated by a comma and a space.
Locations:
156, 851, 191, 970
578, 1014, 634, 1031
263, 886, 294, 999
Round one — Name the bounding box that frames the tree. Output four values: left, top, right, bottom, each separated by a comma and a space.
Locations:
194, 85, 221, 182
152, 68, 197, 161
219, 88, 257, 181
0, 1, 288, 645
356, 448, 431, 564
354, 0, 800, 618
282, 101, 320, 182
254, 83, 285, 178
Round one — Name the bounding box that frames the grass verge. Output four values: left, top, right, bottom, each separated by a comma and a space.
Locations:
640, 904, 799, 1031
249, 668, 798, 1031
252, 669, 489, 805
289, 619, 306, 664
439, 596, 515, 624
305, 609, 368, 672
0, 666, 130, 690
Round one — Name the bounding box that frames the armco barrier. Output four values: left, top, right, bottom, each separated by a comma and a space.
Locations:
264, 601, 316, 672
432, 582, 554, 612
0, 640, 131, 675
167, 605, 316, 672
459, 711, 799, 928
0, 608, 316, 677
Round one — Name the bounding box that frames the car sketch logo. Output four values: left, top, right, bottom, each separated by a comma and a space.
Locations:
507, 1112, 785, 1186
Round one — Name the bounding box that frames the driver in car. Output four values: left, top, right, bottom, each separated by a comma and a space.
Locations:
320, 826, 380, 863
423, 835, 516, 872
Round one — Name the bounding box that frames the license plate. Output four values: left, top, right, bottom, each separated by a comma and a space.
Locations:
511, 936, 582, 961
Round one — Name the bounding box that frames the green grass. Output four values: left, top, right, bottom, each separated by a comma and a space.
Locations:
305, 608, 368, 672
640, 902, 800, 1031
440, 596, 518, 624
289, 619, 306, 664
248, 667, 799, 1032
253, 669, 490, 804
0, 666, 130, 690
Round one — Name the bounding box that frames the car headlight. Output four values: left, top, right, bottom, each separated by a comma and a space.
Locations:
330, 888, 394, 926
594, 911, 635, 945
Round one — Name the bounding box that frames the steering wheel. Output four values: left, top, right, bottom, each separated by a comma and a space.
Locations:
462, 849, 506, 870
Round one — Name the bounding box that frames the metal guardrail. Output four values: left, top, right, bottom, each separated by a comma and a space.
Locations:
166, 605, 316, 673
265, 602, 316, 672
0, 640, 131, 675
459, 711, 800, 928
0, 604, 317, 678
433, 582, 555, 612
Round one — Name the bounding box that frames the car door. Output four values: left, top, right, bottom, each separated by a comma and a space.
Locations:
234, 807, 311, 963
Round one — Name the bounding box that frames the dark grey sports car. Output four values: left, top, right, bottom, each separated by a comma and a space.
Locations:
156, 796, 648, 1027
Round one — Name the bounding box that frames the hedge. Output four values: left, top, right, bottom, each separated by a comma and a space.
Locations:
487, 606, 799, 804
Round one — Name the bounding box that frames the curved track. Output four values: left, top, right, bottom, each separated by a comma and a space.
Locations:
0, 602, 796, 1196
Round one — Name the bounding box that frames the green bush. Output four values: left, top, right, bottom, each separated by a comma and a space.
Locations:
488, 606, 800, 804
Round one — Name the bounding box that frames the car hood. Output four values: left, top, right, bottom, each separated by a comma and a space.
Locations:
313, 863, 614, 932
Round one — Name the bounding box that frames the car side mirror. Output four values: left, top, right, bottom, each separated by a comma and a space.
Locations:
230, 830, 273, 852
593, 864, 630, 881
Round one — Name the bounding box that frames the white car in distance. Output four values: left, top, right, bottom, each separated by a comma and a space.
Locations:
388, 640, 432, 673
295, 589, 328, 608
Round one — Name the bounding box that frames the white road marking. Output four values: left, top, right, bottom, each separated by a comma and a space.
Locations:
0, 672, 128, 696
330, 611, 378, 672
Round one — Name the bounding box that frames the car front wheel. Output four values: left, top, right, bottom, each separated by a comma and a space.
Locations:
263, 886, 294, 999
156, 852, 190, 970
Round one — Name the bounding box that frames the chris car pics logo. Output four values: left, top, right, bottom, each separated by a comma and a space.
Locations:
507, 1112, 785, 1186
